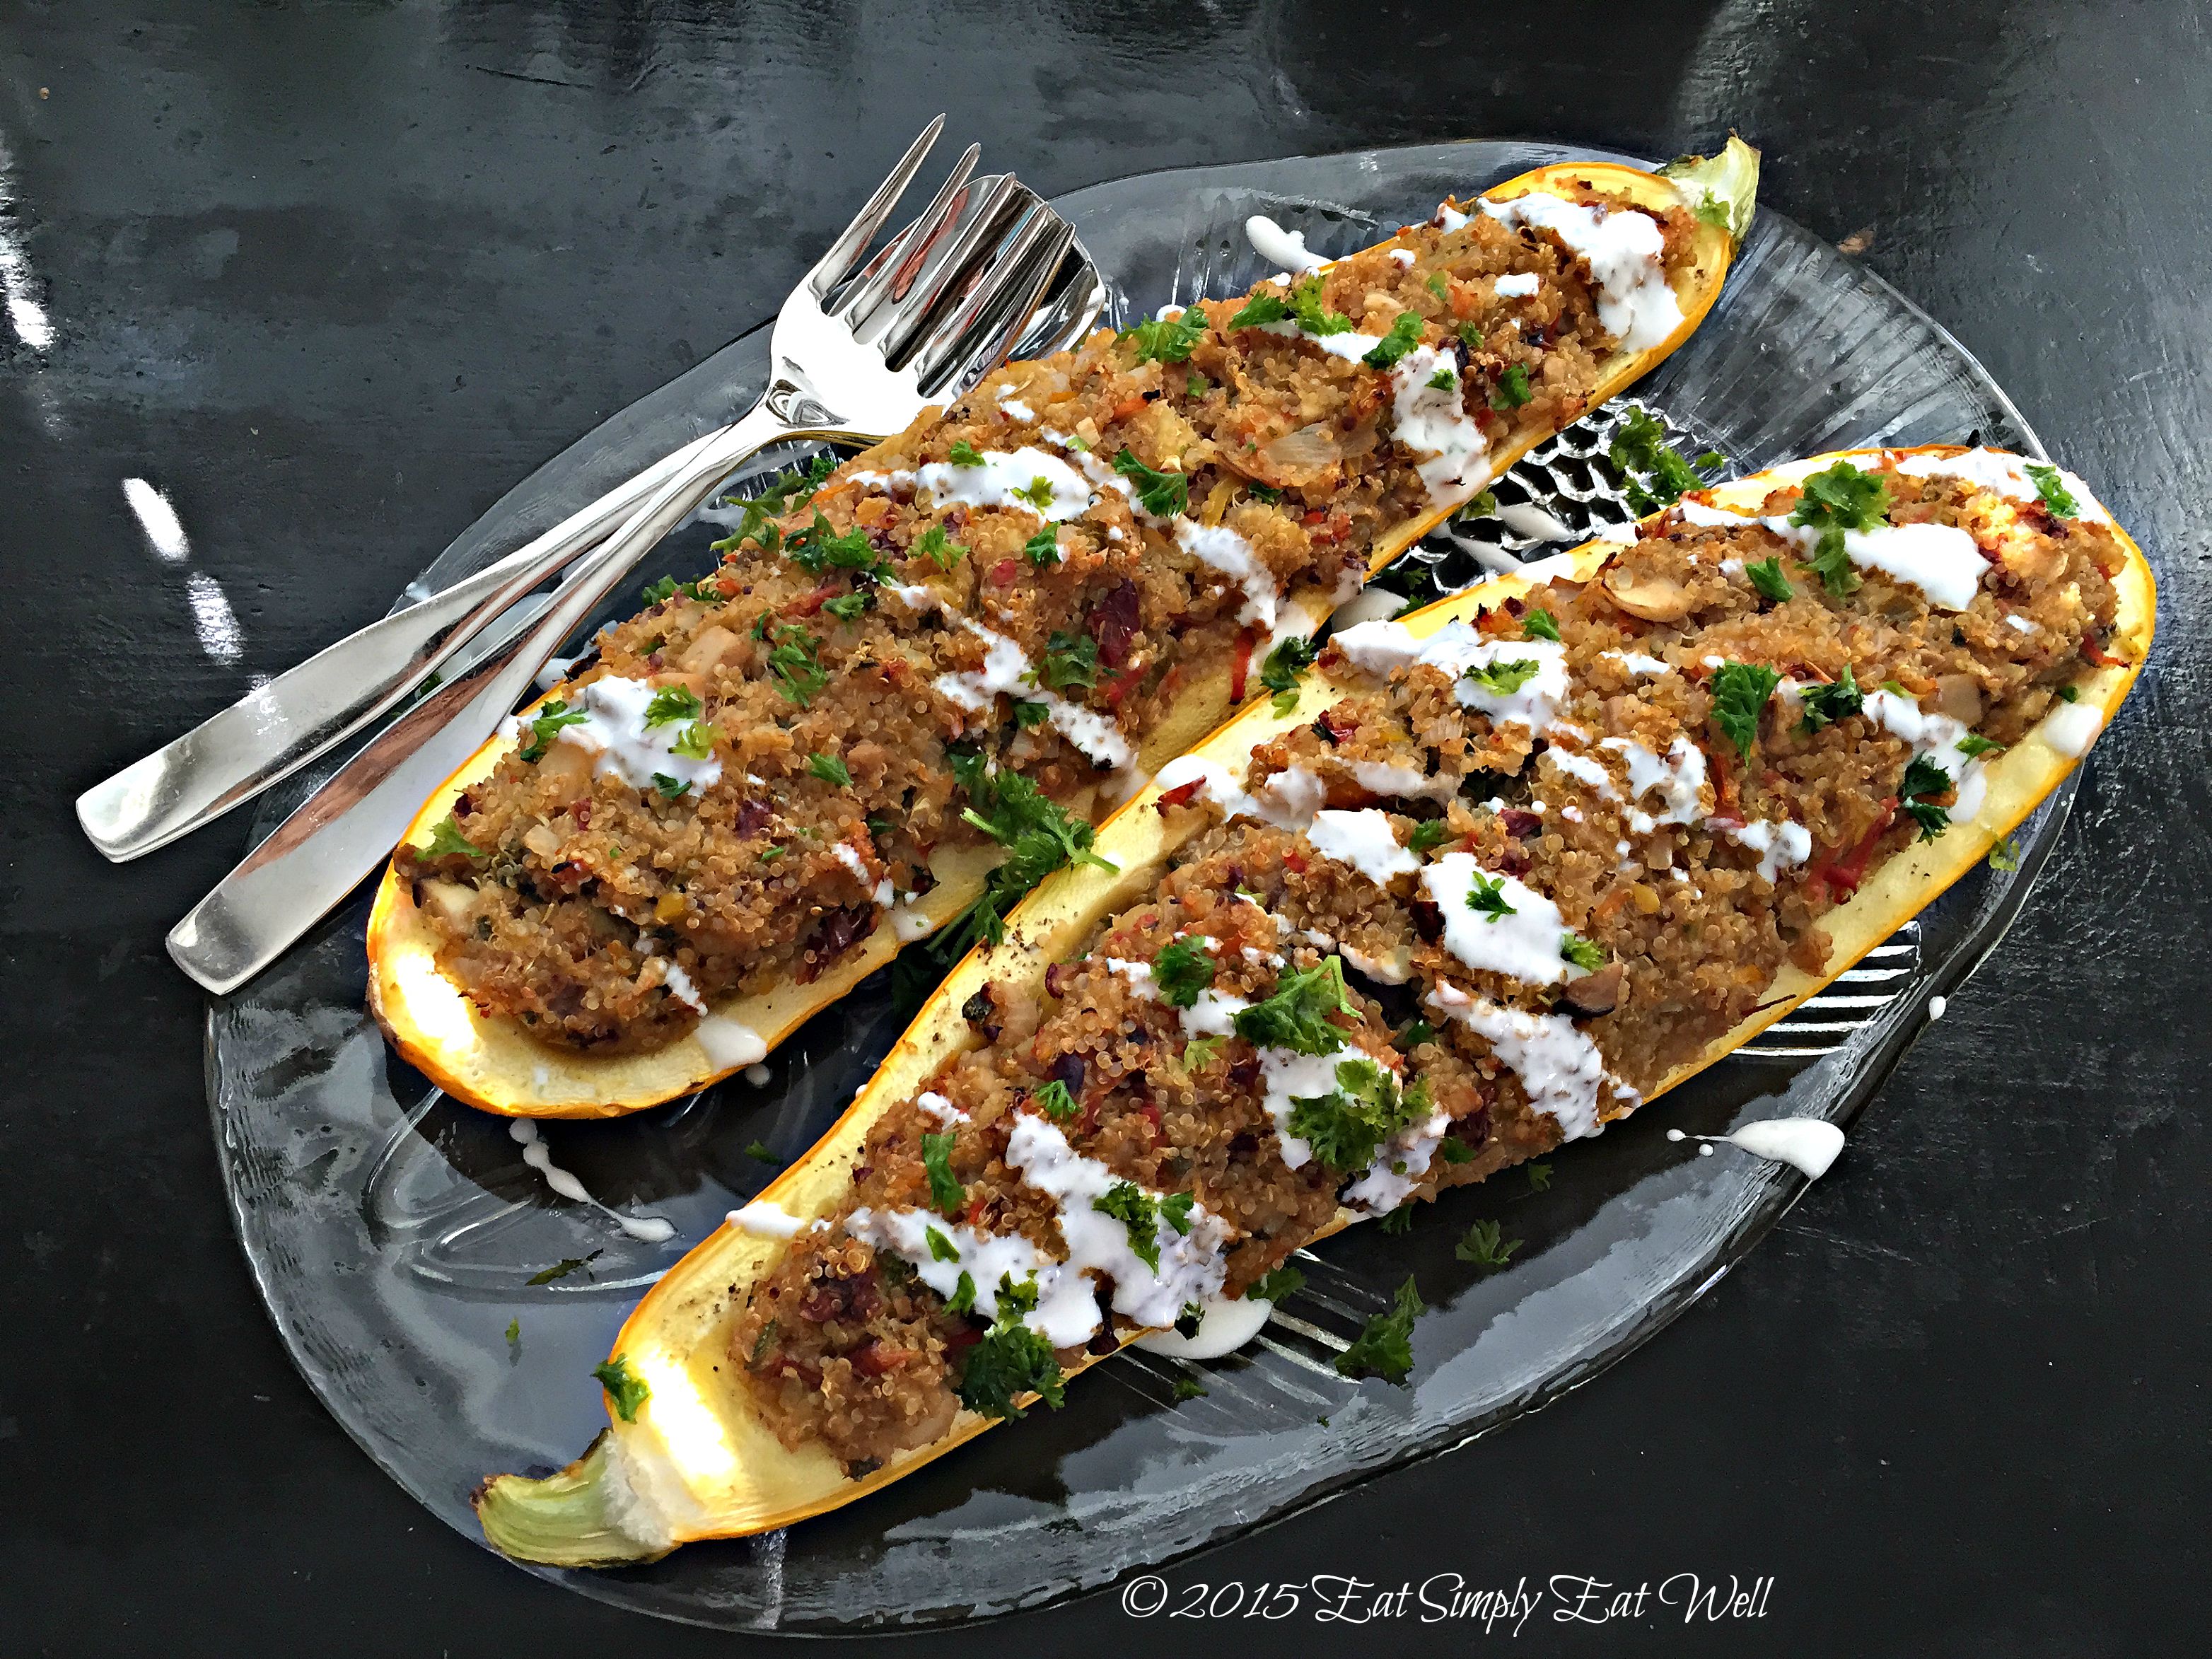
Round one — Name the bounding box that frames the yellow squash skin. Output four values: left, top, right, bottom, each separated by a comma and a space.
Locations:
368, 142, 1759, 1119
471, 443, 2153, 1564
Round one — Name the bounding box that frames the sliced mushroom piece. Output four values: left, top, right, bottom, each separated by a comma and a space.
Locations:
1929, 673, 1984, 726
1558, 960, 1625, 1017
1601, 566, 1695, 622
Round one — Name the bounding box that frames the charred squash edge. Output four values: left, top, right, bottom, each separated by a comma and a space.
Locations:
470, 442, 2154, 1561
367, 143, 1755, 1119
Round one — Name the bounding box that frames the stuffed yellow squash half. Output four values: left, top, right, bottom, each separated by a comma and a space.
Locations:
367, 141, 1758, 1118
472, 443, 2152, 1565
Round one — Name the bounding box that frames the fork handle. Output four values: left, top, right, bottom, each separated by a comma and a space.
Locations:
74, 426, 746, 864
166, 400, 849, 996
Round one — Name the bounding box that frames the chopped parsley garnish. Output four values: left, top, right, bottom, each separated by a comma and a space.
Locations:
1249, 1264, 1305, 1303
517, 697, 588, 763
1095, 1181, 1164, 1271
1187, 371, 1211, 397
947, 1271, 977, 1315
1899, 755, 1953, 841
1011, 476, 1057, 511
1286, 275, 1353, 336
1789, 461, 1890, 599
1038, 631, 1100, 692
1989, 834, 2021, 873
1181, 1035, 1223, 1071
1395, 1015, 1436, 1049
1258, 634, 1316, 697
1522, 607, 1561, 642
421, 814, 484, 861
1378, 1206, 1415, 1235
526, 1250, 603, 1286
946, 762, 1118, 952
743, 1140, 774, 1162
641, 573, 718, 606
1023, 526, 1061, 567
1361, 310, 1425, 369
1246, 482, 1283, 504
2025, 462, 2078, 519
947, 439, 985, 467
593, 1355, 651, 1422
1426, 271, 1450, 301
1745, 557, 1795, 603
1013, 699, 1051, 729
668, 720, 716, 760
1709, 660, 1782, 759
1467, 871, 1517, 922
707, 451, 839, 557
1288, 1057, 1428, 1172
1408, 820, 1453, 855
1225, 290, 1290, 329
643, 685, 703, 728
1797, 664, 1863, 734
1955, 733, 2006, 759
822, 591, 870, 622
1160, 1192, 1196, 1235
921, 1129, 965, 1216
1151, 938, 1216, 1008
1560, 932, 1607, 972
1112, 448, 1191, 518
1435, 1136, 1475, 1164
651, 772, 692, 800
1234, 956, 1356, 1055
955, 1275, 1065, 1419
764, 623, 829, 706
914, 524, 966, 572
1172, 1376, 1208, 1402
1334, 1276, 1424, 1383
1489, 363, 1533, 409
2055, 684, 2080, 703
925, 1225, 960, 1263
1463, 657, 1542, 697
1032, 1079, 1079, 1122
785, 512, 887, 581
1426, 366, 1457, 391
807, 752, 852, 788
505, 1317, 520, 1348
1693, 193, 1732, 231
758, 846, 785, 863
1607, 406, 1715, 512
1124, 303, 1209, 364
1455, 1219, 1521, 1269
1525, 1160, 1553, 1193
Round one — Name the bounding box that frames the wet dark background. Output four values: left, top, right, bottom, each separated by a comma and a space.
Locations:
3, 1, 2206, 1654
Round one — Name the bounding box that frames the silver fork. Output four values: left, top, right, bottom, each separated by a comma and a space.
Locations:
78, 116, 1101, 866
162, 127, 1101, 994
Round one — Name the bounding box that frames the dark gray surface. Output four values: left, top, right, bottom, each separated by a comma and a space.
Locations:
1, 2, 2204, 1654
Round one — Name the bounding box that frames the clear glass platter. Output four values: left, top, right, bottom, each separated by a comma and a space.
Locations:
207, 139, 2071, 1631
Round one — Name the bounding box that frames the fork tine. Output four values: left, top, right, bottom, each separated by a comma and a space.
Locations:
805, 115, 945, 300
873, 173, 1028, 365
832, 142, 981, 328
914, 209, 1077, 395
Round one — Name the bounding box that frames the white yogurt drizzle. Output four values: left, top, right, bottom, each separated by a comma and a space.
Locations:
555, 675, 724, 796
1494, 272, 1540, 298
895, 590, 1135, 774
1677, 497, 1986, 612
1175, 518, 1280, 630
1390, 343, 1493, 504
1420, 851, 1576, 987
1426, 982, 1631, 1143
2042, 699, 2104, 757
1891, 447, 2111, 527
728, 1200, 823, 1240
692, 1014, 768, 1069
1305, 808, 1421, 887
1667, 1120, 1844, 1180
1863, 689, 1990, 825
1245, 214, 1328, 274
508, 1120, 677, 1244
1478, 190, 1682, 351
915, 446, 1094, 521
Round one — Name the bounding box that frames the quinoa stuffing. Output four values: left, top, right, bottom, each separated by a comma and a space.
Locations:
726, 449, 2129, 1472
392, 180, 1706, 1055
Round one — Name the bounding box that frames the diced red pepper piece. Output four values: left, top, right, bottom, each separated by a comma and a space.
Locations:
1230, 628, 1257, 703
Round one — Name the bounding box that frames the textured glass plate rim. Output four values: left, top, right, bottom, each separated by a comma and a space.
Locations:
203, 136, 2076, 1632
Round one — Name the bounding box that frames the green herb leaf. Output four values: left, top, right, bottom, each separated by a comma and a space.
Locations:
421, 813, 484, 861
1522, 608, 1561, 642
822, 591, 870, 622
2024, 462, 2078, 519
644, 685, 703, 728
947, 439, 985, 467
1335, 1276, 1424, 1383
1013, 699, 1051, 729
505, 1317, 520, 1347
1151, 938, 1217, 1008
1899, 754, 1952, 842
921, 1130, 965, 1216
527, 1250, 603, 1286
1989, 834, 2021, 873
945, 766, 1118, 954
764, 623, 829, 707
1797, 664, 1863, 735
1246, 482, 1283, 504
1287, 1058, 1427, 1171
1187, 371, 1211, 397
954, 1276, 1065, 1419
1407, 820, 1454, 856
707, 453, 841, 557
1125, 303, 1209, 364
743, 1141, 774, 1162
2055, 684, 2080, 704
1234, 957, 1356, 1056
1435, 1136, 1475, 1164
947, 1270, 977, 1315
1395, 1015, 1436, 1048
1249, 1264, 1306, 1303
651, 772, 692, 801
1455, 1218, 1521, 1269
1378, 1206, 1416, 1235
668, 720, 716, 760
924, 1225, 960, 1264
914, 524, 967, 572
1525, 1160, 1553, 1193
1181, 1035, 1223, 1071
1464, 657, 1542, 696
808, 752, 853, 789
1745, 557, 1795, 603
593, 1354, 651, 1421
1361, 310, 1425, 370
1258, 634, 1316, 695
1032, 1079, 1079, 1122
1023, 527, 1061, 567
1426, 366, 1457, 391
1467, 871, 1517, 923
1011, 476, 1057, 511
1607, 406, 1712, 511
1112, 448, 1191, 518
518, 698, 590, 763
784, 511, 887, 582
1038, 631, 1099, 693
1955, 733, 2006, 759
1287, 275, 1353, 336
1171, 1376, 1208, 1402
1489, 363, 1533, 409
1095, 1180, 1163, 1271
1709, 660, 1782, 759
1225, 290, 1291, 329
1789, 462, 1890, 600
1160, 1192, 1196, 1235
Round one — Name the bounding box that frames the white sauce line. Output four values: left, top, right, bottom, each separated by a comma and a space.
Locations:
509, 1119, 677, 1244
